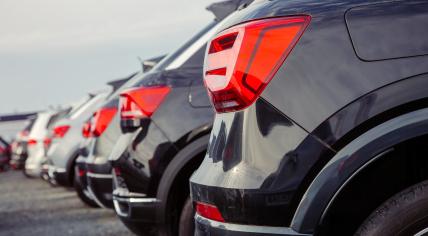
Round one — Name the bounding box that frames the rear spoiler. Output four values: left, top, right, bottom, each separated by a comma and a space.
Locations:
206, 0, 254, 21
107, 72, 138, 92
140, 54, 166, 73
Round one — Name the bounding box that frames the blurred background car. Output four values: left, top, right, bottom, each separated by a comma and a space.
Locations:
75, 55, 165, 208
9, 117, 36, 170
107, 1, 253, 235
74, 73, 136, 207
23, 109, 70, 177
46, 90, 110, 186
0, 137, 11, 171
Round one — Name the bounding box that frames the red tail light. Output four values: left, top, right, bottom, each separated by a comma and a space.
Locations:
204, 16, 311, 113
113, 167, 121, 176
78, 168, 86, 177
91, 107, 117, 137
120, 86, 170, 120
82, 121, 92, 138
43, 137, 51, 147
27, 139, 37, 146
195, 201, 225, 222
53, 125, 70, 138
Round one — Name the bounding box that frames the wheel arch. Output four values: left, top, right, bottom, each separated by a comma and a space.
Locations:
291, 107, 428, 234
155, 134, 210, 235
65, 149, 81, 186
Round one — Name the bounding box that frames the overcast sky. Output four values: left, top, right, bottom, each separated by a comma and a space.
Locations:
0, 0, 214, 114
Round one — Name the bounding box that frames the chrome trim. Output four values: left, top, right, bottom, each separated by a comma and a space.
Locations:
415, 227, 428, 236
195, 214, 310, 235
55, 167, 66, 173
113, 199, 128, 217
112, 195, 159, 218
113, 195, 159, 204
87, 172, 112, 179
129, 198, 160, 203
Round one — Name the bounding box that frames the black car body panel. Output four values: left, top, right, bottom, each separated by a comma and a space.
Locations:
345, 1, 428, 61
111, 61, 214, 226
190, 0, 428, 235
191, 99, 334, 226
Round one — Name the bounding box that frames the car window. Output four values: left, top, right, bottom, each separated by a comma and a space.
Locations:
154, 21, 217, 71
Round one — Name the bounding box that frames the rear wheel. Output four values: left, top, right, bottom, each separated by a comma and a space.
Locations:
157, 135, 209, 236
179, 197, 195, 236
22, 168, 33, 178
73, 167, 98, 208
355, 180, 428, 236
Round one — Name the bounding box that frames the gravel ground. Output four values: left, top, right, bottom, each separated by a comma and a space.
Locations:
0, 170, 134, 236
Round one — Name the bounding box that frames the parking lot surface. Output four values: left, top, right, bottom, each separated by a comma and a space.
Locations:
0, 170, 134, 236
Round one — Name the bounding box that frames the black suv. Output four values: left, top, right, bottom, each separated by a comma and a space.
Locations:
190, 0, 428, 235
74, 56, 164, 208
109, 1, 253, 235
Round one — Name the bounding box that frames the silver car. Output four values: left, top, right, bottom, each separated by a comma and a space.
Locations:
47, 91, 110, 187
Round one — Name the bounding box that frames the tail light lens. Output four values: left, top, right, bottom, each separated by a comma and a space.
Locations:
27, 139, 37, 146
43, 137, 51, 148
91, 107, 117, 137
119, 86, 170, 126
53, 125, 70, 138
82, 121, 92, 138
78, 168, 86, 177
195, 201, 225, 222
113, 167, 121, 176
204, 16, 311, 113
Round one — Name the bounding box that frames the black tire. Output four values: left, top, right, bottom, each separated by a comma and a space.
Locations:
179, 197, 195, 236
157, 135, 209, 236
355, 180, 428, 236
73, 167, 99, 208
111, 170, 157, 236
22, 168, 33, 178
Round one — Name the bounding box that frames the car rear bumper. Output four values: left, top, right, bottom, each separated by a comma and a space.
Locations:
24, 164, 42, 177
195, 214, 310, 236
49, 166, 70, 186
112, 193, 159, 223
87, 172, 113, 208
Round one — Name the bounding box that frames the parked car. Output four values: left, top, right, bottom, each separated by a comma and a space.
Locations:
23, 109, 69, 177
9, 117, 36, 170
190, 0, 428, 236
108, 1, 253, 235
74, 74, 138, 207
0, 137, 11, 171
39, 96, 93, 181
46, 91, 110, 186
75, 56, 166, 208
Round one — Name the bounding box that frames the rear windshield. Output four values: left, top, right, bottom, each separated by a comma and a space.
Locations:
66, 95, 91, 118
152, 21, 217, 71
22, 117, 36, 132
46, 109, 69, 129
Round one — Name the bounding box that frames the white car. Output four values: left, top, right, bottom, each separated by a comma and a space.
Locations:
24, 110, 68, 177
